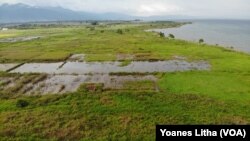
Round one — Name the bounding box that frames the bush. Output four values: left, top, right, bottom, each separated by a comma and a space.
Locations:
117, 29, 123, 34
168, 34, 175, 39
90, 27, 95, 31
159, 32, 165, 37
91, 21, 98, 25
16, 99, 29, 108
199, 39, 204, 44
125, 29, 130, 32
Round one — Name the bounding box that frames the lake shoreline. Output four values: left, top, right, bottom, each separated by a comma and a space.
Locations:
151, 20, 250, 53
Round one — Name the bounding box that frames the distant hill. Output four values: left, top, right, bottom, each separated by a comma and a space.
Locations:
0, 3, 134, 23
0, 3, 193, 23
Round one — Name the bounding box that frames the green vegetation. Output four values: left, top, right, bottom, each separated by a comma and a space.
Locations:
123, 80, 155, 91
119, 60, 132, 67
0, 21, 185, 63
0, 91, 249, 140
0, 21, 249, 140
159, 32, 165, 37
91, 21, 99, 26
168, 33, 175, 39
78, 83, 104, 93
117, 29, 123, 34
16, 99, 29, 108
199, 38, 204, 44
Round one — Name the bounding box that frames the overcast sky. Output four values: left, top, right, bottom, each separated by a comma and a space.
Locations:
0, 0, 249, 19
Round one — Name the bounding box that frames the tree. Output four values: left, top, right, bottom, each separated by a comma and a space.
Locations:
168, 34, 175, 39
91, 21, 98, 25
199, 38, 204, 44
159, 32, 165, 37
117, 29, 123, 34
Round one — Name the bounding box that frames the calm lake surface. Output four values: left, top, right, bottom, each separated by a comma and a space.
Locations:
153, 20, 250, 53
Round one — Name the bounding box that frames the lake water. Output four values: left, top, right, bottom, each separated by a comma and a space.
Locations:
153, 20, 250, 53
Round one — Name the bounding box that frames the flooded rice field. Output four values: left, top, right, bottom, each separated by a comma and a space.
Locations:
10, 62, 63, 74
0, 74, 158, 95
0, 54, 210, 95
10, 60, 210, 74
0, 63, 19, 71
0, 36, 41, 43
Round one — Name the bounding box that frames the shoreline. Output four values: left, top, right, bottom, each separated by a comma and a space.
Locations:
151, 21, 250, 54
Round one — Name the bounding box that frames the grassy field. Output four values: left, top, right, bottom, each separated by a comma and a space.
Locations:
0, 21, 249, 140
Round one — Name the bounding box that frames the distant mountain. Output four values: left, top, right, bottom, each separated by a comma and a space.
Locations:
0, 3, 134, 23
0, 3, 193, 23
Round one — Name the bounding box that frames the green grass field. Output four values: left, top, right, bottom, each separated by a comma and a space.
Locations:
0, 21, 249, 140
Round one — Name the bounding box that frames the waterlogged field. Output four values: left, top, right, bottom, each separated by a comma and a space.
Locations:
0, 21, 249, 140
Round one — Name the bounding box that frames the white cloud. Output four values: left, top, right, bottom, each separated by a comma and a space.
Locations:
137, 3, 182, 16
0, 0, 249, 18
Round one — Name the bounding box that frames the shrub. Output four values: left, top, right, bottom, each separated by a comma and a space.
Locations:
199, 39, 204, 44
117, 29, 123, 34
168, 34, 175, 39
90, 27, 95, 31
159, 32, 165, 37
16, 99, 29, 108
91, 21, 98, 25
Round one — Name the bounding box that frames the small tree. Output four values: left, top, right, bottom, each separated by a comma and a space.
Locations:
199, 38, 204, 44
117, 29, 123, 34
91, 21, 98, 25
159, 32, 165, 37
169, 34, 175, 39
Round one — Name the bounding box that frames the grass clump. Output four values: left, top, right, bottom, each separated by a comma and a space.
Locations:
119, 60, 132, 67
16, 99, 29, 108
168, 33, 175, 39
159, 32, 165, 37
123, 80, 155, 91
199, 38, 205, 44
117, 29, 123, 34
78, 83, 104, 93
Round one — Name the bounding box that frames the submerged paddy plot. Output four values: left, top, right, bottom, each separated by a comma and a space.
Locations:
3, 56, 210, 94
10, 60, 210, 74
0, 36, 41, 43
11, 62, 63, 74
0, 74, 158, 94
0, 63, 19, 71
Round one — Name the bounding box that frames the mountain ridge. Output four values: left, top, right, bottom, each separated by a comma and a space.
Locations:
0, 3, 192, 23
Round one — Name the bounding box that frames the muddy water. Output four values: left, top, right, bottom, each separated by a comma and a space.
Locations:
11, 60, 210, 74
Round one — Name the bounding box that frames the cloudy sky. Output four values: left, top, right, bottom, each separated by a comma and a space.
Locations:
0, 0, 249, 19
